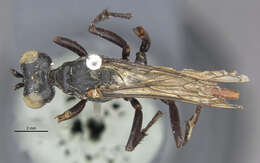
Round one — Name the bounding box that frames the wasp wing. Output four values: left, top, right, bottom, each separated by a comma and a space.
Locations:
101, 58, 249, 109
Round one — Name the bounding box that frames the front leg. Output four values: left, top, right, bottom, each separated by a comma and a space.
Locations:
56, 99, 87, 123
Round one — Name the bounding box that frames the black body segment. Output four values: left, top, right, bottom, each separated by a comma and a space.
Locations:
50, 57, 116, 101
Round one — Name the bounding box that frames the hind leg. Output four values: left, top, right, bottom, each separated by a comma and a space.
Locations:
89, 9, 132, 60
125, 98, 163, 151
165, 100, 202, 148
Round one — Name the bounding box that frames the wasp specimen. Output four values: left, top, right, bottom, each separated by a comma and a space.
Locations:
11, 10, 249, 151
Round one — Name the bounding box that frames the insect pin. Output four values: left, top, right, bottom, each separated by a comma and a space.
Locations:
11, 9, 249, 151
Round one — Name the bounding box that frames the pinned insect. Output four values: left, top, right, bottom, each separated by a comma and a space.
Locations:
11, 10, 249, 151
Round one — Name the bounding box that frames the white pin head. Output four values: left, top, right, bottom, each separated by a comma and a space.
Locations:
86, 54, 102, 70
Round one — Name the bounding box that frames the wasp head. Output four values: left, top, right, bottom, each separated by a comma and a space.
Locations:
11, 50, 55, 109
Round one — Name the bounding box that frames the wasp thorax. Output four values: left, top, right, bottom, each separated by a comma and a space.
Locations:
20, 50, 55, 109
86, 54, 102, 70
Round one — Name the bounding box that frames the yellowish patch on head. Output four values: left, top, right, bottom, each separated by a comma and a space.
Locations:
24, 92, 45, 109
19, 50, 39, 64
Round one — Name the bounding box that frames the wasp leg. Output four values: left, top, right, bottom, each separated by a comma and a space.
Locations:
10, 68, 24, 78
133, 26, 151, 65
167, 101, 202, 148
183, 105, 202, 146
125, 98, 143, 151
89, 9, 132, 60
168, 101, 184, 148
13, 82, 24, 90
55, 100, 87, 123
125, 98, 163, 151
53, 36, 88, 57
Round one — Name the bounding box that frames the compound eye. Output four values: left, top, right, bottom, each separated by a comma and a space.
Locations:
23, 92, 46, 109
86, 54, 102, 70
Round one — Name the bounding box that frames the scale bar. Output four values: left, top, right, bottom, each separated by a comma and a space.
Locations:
14, 130, 48, 132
